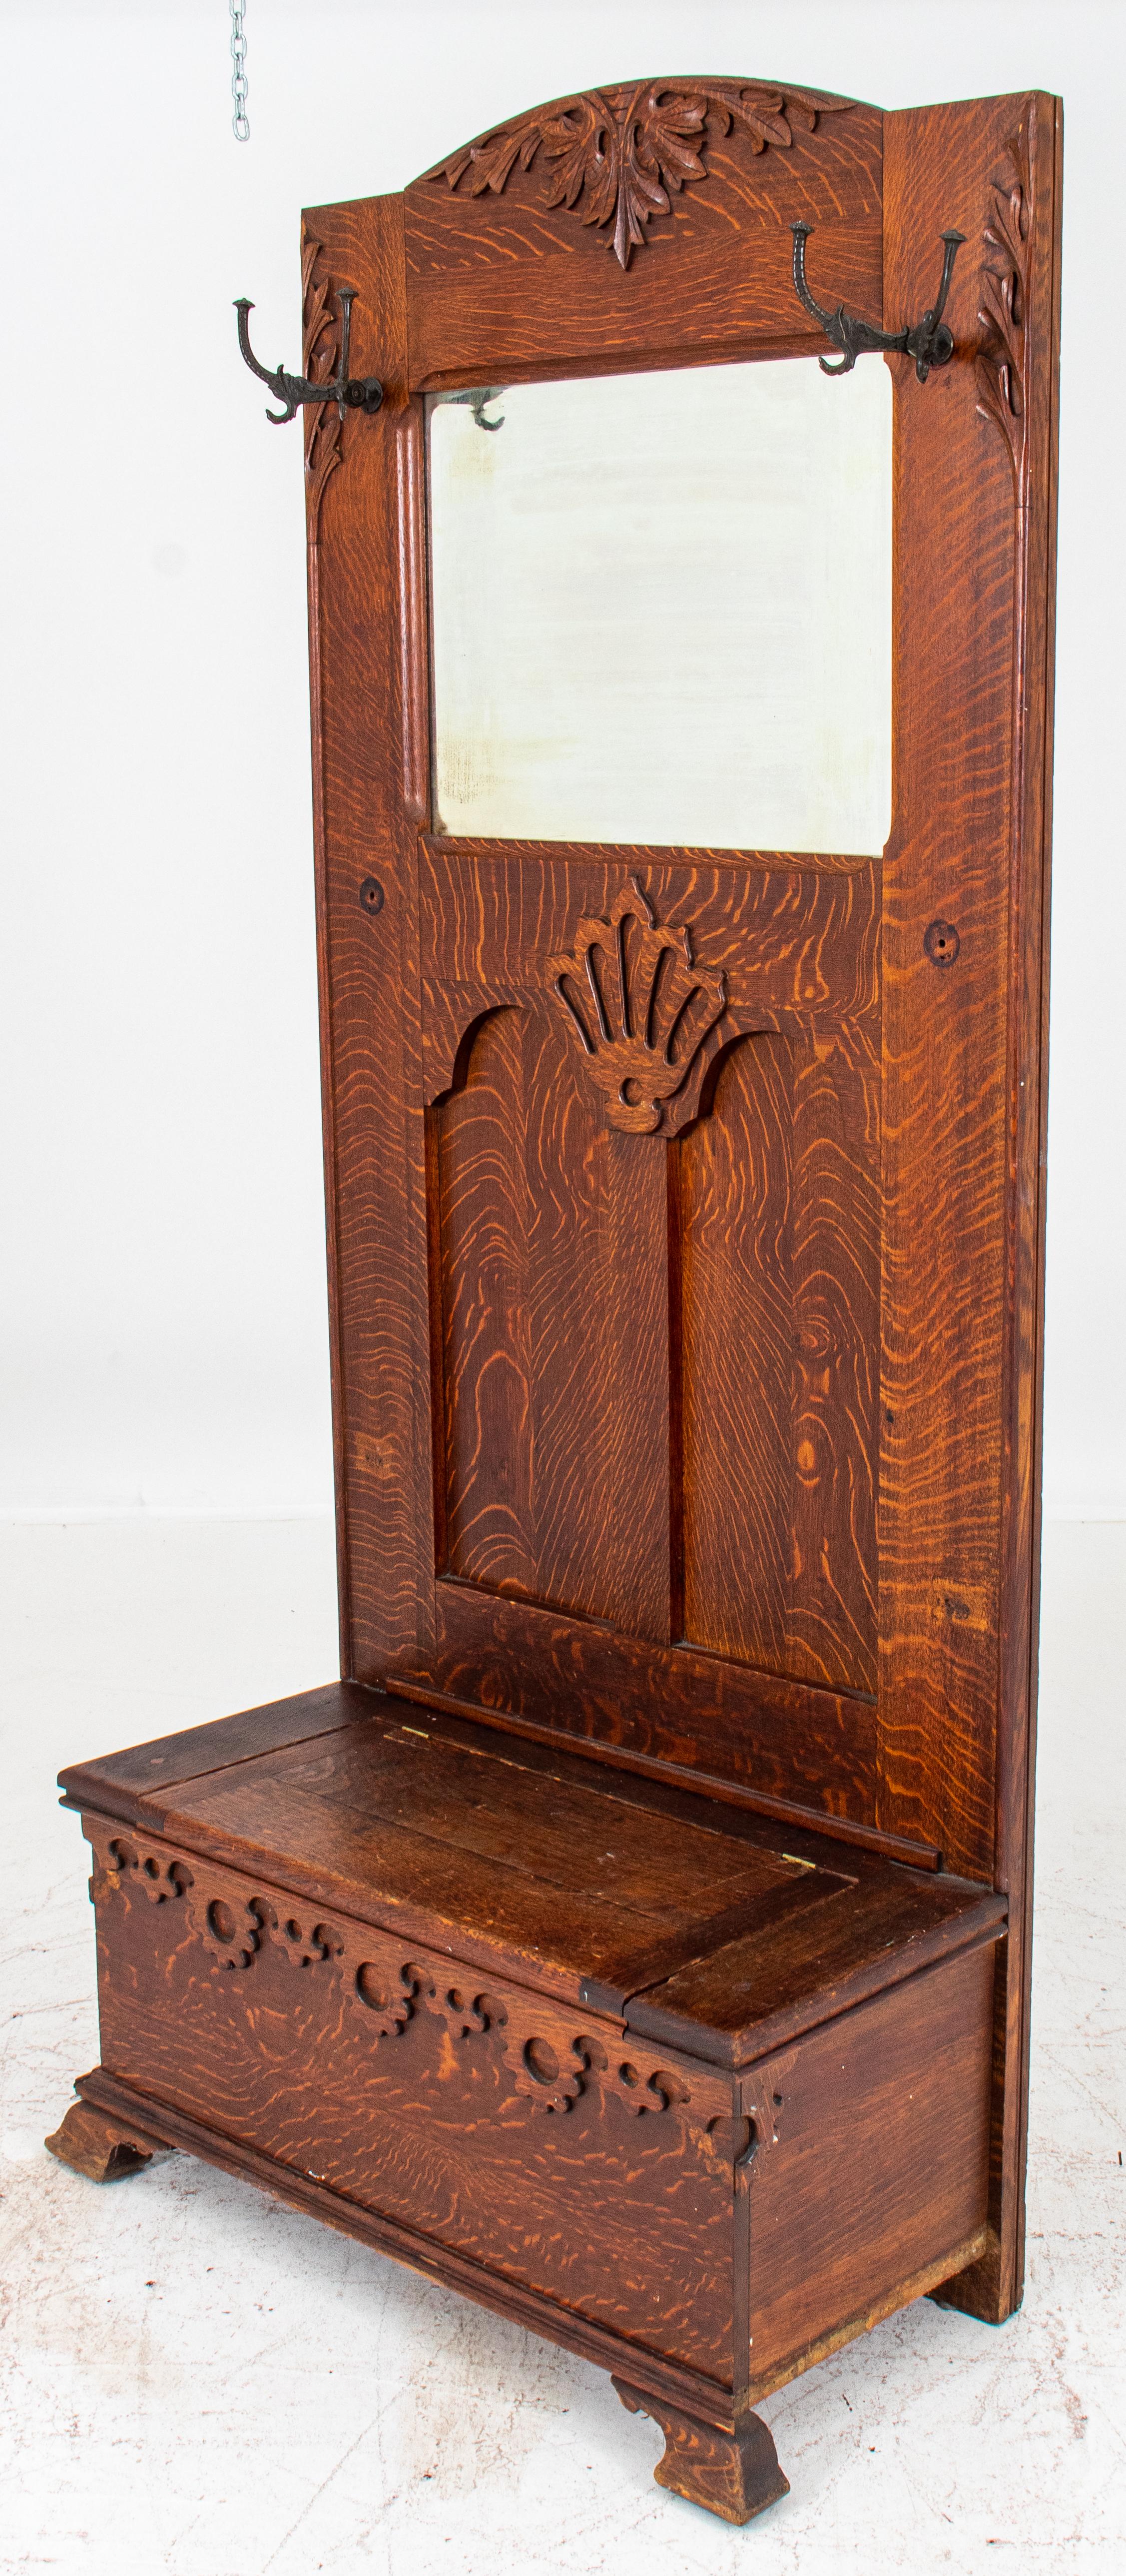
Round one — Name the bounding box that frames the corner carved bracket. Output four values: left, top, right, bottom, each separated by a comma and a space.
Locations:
426, 81, 856, 269
547, 877, 727, 1137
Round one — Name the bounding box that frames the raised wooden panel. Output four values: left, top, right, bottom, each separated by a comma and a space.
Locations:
679, 1024, 878, 1693
744, 1940, 995, 2392
428, 1002, 673, 1640
420, 844, 879, 1696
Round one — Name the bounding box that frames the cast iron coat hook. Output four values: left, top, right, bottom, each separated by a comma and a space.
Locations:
234, 290, 384, 423
790, 222, 966, 382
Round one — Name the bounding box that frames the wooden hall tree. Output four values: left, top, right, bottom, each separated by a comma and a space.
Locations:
47, 78, 1061, 2525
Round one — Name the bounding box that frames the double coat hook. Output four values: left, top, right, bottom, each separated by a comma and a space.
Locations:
790, 221, 965, 381
234, 290, 384, 423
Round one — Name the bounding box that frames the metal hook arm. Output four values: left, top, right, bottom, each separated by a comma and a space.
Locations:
234, 292, 383, 425
791, 223, 966, 384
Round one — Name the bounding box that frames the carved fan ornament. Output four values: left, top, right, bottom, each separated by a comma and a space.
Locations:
427, 81, 856, 269
548, 879, 727, 1137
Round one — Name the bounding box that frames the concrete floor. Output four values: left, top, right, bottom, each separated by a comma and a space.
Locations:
2, 1515, 1123, 2575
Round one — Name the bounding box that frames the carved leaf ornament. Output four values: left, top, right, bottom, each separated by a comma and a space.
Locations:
548, 878, 727, 1136
301, 236, 343, 536
976, 117, 1032, 483
428, 81, 855, 269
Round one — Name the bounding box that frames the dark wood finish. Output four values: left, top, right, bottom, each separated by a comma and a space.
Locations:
384, 1674, 942, 1868
742, 1941, 996, 2389
57, 1691, 1002, 2031
53, 1717, 1001, 2454
877, 93, 1062, 2324
51, 75, 1060, 2524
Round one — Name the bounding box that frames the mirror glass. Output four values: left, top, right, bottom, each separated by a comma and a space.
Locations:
428, 356, 892, 856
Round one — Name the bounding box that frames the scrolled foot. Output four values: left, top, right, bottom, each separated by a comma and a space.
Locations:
45, 2097, 172, 2183
612, 2377, 789, 2524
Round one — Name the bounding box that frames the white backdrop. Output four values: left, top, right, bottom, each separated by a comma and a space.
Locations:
1, 0, 1122, 1518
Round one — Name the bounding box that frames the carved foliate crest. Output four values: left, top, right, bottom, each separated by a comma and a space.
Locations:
547, 877, 727, 1137
427, 81, 856, 269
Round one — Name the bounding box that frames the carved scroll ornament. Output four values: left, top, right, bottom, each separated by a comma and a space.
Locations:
548, 878, 727, 1137
94, 1835, 716, 2129
427, 81, 856, 269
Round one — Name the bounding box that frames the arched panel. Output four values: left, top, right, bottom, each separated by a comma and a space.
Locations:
427, 1000, 674, 1636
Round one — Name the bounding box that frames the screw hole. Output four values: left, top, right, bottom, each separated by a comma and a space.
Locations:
359, 876, 385, 917
924, 919, 960, 967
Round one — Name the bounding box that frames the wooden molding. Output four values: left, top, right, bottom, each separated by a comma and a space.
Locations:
425, 80, 860, 269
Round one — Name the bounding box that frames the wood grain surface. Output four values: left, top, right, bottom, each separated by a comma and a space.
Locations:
876, 94, 1060, 2321
298, 84, 1058, 2360
51, 79, 1061, 2527
85, 1815, 744, 2382
67, 1772, 995, 2459
742, 1941, 996, 2389
63, 1693, 1004, 2055
405, 82, 882, 389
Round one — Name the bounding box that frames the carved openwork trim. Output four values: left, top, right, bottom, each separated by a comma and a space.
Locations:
302, 238, 344, 539
93, 1833, 720, 2130
977, 113, 1033, 487
426, 81, 857, 269
548, 877, 727, 1136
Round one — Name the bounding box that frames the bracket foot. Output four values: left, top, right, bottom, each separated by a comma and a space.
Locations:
612, 2378, 789, 2524
45, 2095, 173, 2183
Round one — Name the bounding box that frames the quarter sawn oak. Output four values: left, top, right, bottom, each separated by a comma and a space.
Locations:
47, 75, 1060, 2526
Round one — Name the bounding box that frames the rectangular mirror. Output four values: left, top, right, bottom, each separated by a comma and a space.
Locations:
428, 355, 893, 856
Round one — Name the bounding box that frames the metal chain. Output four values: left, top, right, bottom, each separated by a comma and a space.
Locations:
230, 1, 249, 142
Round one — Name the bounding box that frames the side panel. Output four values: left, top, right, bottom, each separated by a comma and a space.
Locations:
302, 196, 434, 1682
878, 95, 1060, 2317
744, 1940, 995, 2394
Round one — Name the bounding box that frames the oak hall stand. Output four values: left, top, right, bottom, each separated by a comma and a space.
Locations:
48, 81, 1061, 2526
